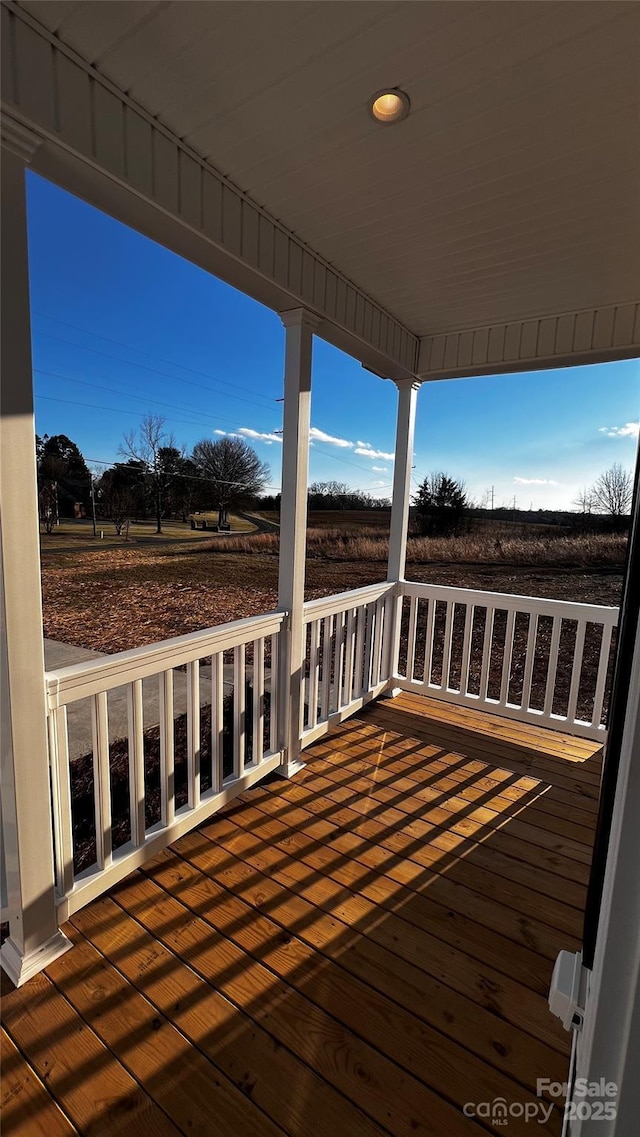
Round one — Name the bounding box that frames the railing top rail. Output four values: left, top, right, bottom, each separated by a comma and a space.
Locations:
401, 580, 618, 625
46, 609, 286, 708
303, 581, 395, 622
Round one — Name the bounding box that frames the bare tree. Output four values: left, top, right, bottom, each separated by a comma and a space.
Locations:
119, 414, 177, 534
191, 437, 270, 526
573, 486, 595, 514
590, 463, 633, 518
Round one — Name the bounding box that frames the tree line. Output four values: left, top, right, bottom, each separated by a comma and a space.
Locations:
37, 415, 271, 534
36, 416, 634, 536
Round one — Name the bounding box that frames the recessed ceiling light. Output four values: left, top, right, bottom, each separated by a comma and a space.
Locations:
370, 88, 410, 124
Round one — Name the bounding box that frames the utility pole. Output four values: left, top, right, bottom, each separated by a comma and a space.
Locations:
90, 473, 97, 537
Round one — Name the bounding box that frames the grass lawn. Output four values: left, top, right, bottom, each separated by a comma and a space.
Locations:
39, 514, 256, 551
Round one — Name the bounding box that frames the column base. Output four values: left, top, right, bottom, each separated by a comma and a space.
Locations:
0, 928, 73, 988
275, 757, 306, 779
382, 685, 403, 699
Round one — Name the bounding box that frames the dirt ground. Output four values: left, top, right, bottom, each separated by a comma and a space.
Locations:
41, 540, 624, 655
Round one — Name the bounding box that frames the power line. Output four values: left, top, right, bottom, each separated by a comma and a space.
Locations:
34, 368, 271, 434
33, 311, 280, 407
33, 328, 281, 414
35, 393, 217, 431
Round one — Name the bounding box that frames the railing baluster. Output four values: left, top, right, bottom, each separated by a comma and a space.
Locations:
48, 706, 74, 897
332, 608, 345, 713
127, 679, 145, 846
233, 644, 245, 779
440, 602, 454, 690
459, 603, 473, 697
521, 612, 538, 712
543, 617, 562, 718
422, 598, 436, 688
372, 596, 385, 686
91, 691, 112, 870
363, 603, 375, 691
592, 622, 614, 728
499, 609, 516, 706
320, 615, 333, 721
566, 621, 587, 726
159, 669, 174, 827
307, 619, 320, 730
406, 595, 417, 682
253, 637, 264, 766
211, 652, 224, 790
343, 607, 356, 705
354, 605, 365, 697
269, 632, 279, 755
478, 608, 495, 703
186, 660, 200, 808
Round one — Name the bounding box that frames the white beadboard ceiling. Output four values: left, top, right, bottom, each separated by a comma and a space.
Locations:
15, 0, 640, 339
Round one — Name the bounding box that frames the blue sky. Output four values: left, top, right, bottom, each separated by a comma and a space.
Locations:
27, 172, 639, 510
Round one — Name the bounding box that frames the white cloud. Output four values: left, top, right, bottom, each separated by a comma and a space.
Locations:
598, 422, 639, 438
309, 427, 353, 448
213, 429, 241, 439
514, 476, 559, 486
372, 465, 388, 473
356, 440, 372, 449
238, 427, 282, 444
354, 446, 395, 461
213, 429, 226, 435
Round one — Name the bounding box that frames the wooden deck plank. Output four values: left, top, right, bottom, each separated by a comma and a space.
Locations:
110, 870, 485, 1137
230, 789, 569, 992
69, 900, 387, 1137
367, 699, 602, 782
0, 1029, 78, 1137
137, 846, 561, 1137
303, 751, 594, 876
388, 694, 602, 762
360, 703, 603, 782
249, 769, 585, 939
240, 775, 582, 960
43, 928, 287, 1137
176, 820, 570, 1084
310, 733, 598, 851
185, 816, 568, 1055
1, 695, 597, 1137
355, 721, 601, 807
0, 972, 181, 1137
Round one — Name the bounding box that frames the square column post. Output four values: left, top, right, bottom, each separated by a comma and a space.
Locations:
1, 131, 72, 985
385, 379, 421, 690
277, 309, 319, 777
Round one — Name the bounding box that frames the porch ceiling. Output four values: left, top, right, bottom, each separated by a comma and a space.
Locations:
5, 1, 640, 377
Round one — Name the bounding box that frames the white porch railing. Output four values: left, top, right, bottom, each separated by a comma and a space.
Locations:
14, 579, 616, 937
395, 582, 619, 741
300, 582, 395, 748
44, 610, 284, 921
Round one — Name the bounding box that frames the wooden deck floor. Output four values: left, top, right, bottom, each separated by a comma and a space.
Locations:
1, 693, 601, 1137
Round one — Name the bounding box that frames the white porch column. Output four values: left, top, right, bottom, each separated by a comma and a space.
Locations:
277, 309, 319, 776
385, 379, 421, 689
0, 131, 72, 984
387, 379, 420, 582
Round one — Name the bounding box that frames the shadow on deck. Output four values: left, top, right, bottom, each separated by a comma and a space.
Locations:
1, 692, 601, 1137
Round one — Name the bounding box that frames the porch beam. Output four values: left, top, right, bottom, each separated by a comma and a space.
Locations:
0, 143, 72, 984
277, 309, 319, 776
